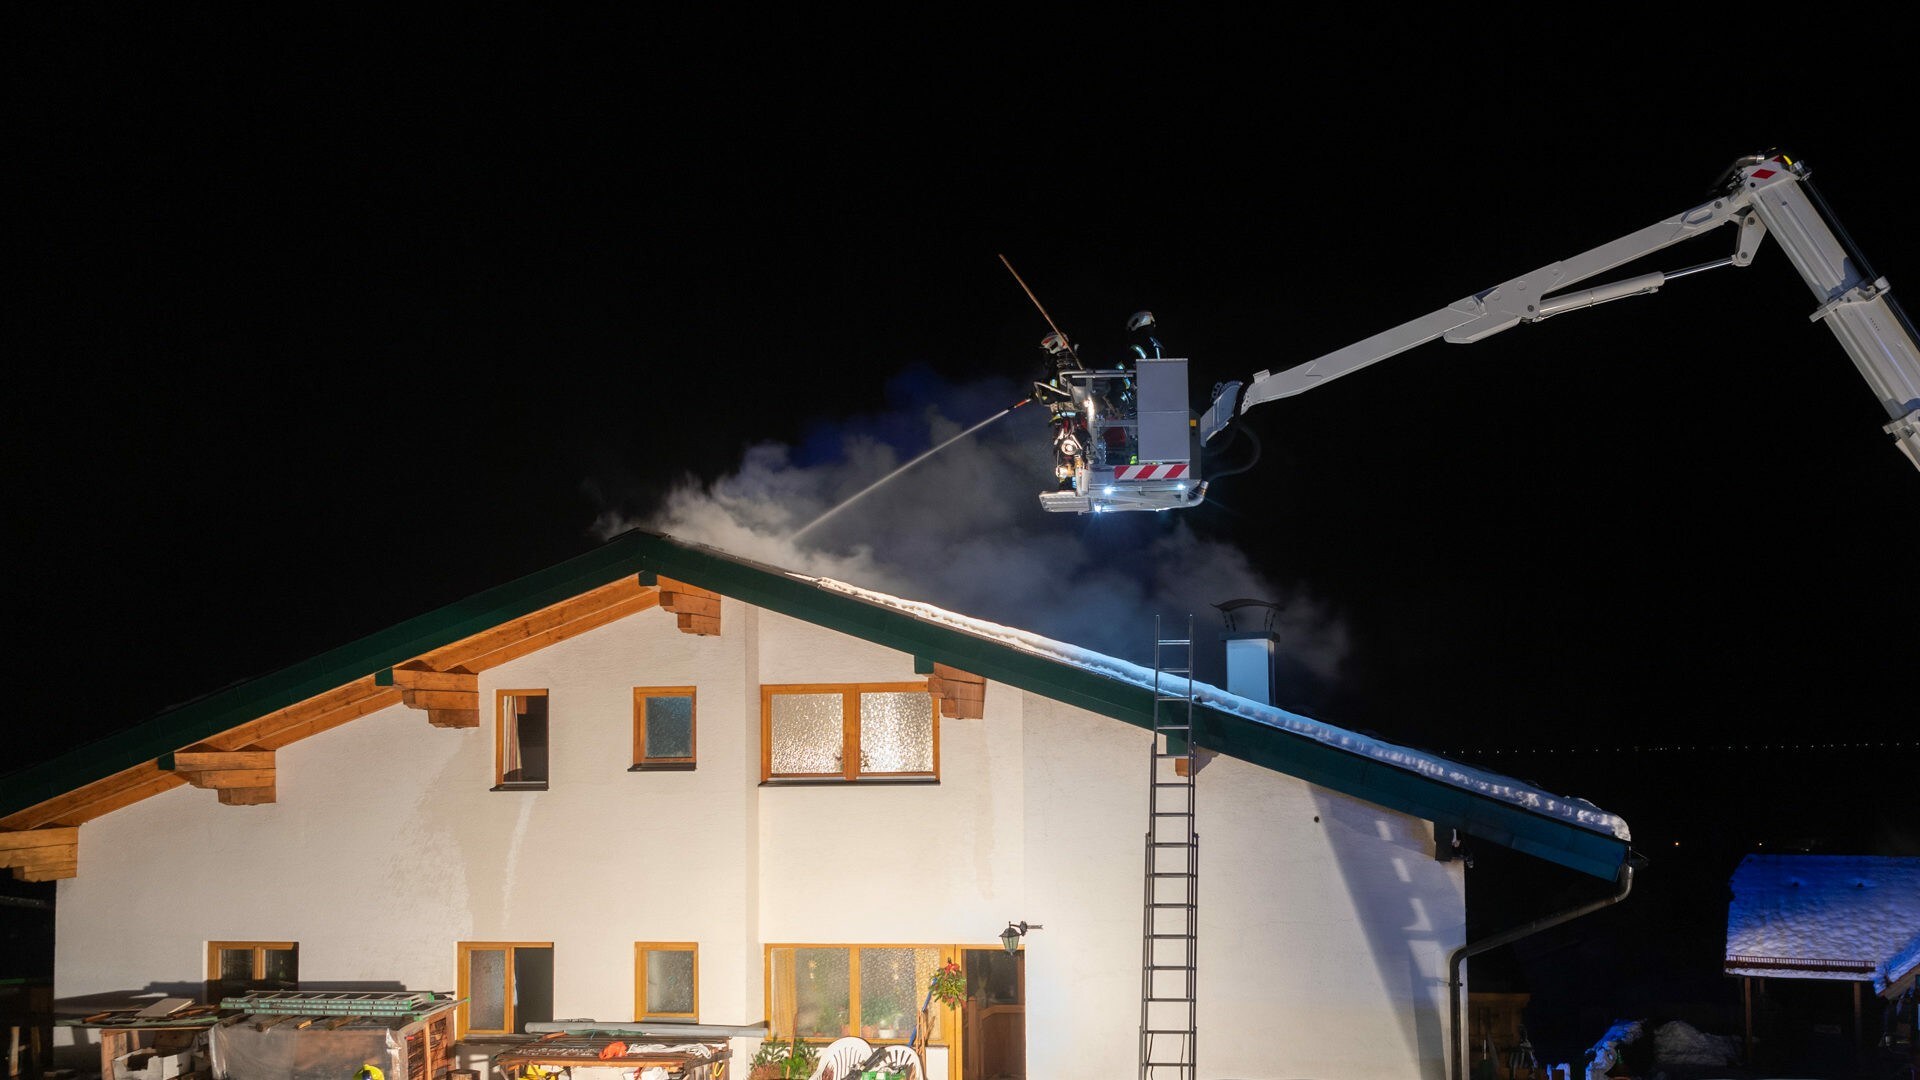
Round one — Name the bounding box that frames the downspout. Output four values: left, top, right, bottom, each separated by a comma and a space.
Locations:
1448, 856, 1638, 1079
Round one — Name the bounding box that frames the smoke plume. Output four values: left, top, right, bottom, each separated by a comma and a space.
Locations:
593, 368, 1347, 694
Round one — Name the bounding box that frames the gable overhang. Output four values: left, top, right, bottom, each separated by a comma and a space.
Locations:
4, 529, 1629, 881
1, 538, 665, 827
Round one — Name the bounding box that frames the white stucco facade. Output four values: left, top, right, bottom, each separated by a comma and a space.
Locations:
56, 594, 1465, 1078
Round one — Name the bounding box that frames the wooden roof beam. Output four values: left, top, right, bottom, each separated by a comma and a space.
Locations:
381, 665, 480, 729
1, 827, 78, 882
928, 663, 987, 719
659, 578, 721, 636
162, 746, 276, 805
0, 765, 185, 832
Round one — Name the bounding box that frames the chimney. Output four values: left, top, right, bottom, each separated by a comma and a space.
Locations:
1214, 598, 1282, 706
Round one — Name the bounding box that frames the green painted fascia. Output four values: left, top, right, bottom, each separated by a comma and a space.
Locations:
1188, 710, 1628, 878
625, 534, 1628, 880
5, 529, 1628, 880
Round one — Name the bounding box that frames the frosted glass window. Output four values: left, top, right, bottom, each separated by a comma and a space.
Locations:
635, 688, 696, 769
468, 949, 507, 1032
460, 942, 552, 1036
857, 948, 920, 1035
793, 947, 851, 1039
766, 945, 949, 1044
769, 693, 844, 775
859, 693, 934, 773
641, 945, 697, 1017
646, 696, 693, 757
763, 684, 940, 782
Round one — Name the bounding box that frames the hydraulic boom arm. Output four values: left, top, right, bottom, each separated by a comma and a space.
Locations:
1200, 153, 1920, 474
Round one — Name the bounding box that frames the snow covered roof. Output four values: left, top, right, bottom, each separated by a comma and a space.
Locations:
1724, 855, 1920, 988
803, 573, 1630, 843
1875, 930, 1920, 997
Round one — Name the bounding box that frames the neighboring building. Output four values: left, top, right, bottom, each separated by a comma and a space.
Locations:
1, 530, 1633, 1079
1725, 854, 1920, 1072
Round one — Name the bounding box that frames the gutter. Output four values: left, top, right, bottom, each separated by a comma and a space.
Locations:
1448, 856, 1639, 1079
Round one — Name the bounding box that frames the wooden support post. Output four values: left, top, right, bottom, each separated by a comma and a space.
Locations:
1854, 980, 1863, 1053
100, 1029, 130, 1080
1742, 976, 1752, 1064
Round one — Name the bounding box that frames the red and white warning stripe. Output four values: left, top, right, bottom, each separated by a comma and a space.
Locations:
1114, 463, 1188, 481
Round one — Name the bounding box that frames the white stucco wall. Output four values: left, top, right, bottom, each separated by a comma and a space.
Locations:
57, 595, 1464, 1079
755, 611, 1026, 948
57, 599, 763, 1040
1019, 695, 1464, 1080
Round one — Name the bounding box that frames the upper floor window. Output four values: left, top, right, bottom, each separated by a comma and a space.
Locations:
495, 689, 549, 790
761, 683, 938, 782
635, 942, 698, 1020
633, 687, 696, 771
206, 941, 297, 1003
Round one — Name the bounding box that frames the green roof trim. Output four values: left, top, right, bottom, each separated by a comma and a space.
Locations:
621, 534, 1628, 880
3, 530, 1628, 880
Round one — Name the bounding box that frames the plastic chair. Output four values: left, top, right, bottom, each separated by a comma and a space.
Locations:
870, 1044, 922, 1079
808, 1036, 873, 1080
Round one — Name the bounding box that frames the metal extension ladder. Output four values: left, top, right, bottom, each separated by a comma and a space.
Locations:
1140, 615, 1198, 1080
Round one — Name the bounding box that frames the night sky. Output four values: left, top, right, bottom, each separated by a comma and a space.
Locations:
9, 12, 1918, 1060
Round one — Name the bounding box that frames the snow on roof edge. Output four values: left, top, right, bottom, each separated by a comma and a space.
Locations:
1879, 931, 1920, 995
801, 573, 1631, 842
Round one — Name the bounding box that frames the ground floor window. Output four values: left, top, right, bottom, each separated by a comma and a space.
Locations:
205, 941, 297, 1003
635, 942, 698, 1020
765, 945, 950, 1046
458, 942, 554, 1037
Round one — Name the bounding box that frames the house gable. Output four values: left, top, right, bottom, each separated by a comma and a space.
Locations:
1, 529, 1629, 882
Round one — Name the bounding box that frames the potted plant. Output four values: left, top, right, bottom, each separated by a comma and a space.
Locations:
910, 959, 966, 1061
748, 1036, 817, 1080
927, 960, 964, 1011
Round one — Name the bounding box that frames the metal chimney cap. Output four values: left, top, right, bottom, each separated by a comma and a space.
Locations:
1214, 597, 1284, 634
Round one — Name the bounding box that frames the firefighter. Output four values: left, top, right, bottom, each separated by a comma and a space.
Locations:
1030, 331, 1087, 489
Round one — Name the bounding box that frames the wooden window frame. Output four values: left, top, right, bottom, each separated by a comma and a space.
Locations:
494, 689, 550, 790
634, 941, 699, 1020
456, 941, 553, 1038
632, 687, 697, 772
205, 940, 297, 1002
760, 682, 939, 783
762, 943, 957, 1046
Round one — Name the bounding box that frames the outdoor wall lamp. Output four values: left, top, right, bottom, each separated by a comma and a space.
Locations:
1000, 920, 1042, 954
